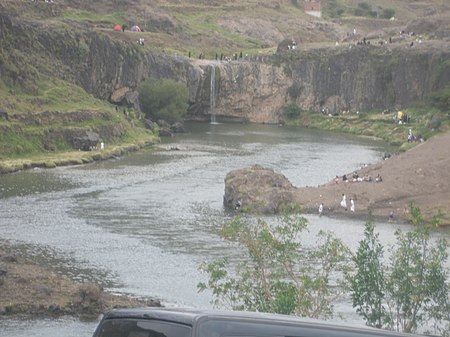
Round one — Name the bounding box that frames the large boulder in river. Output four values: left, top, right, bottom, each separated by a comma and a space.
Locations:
224, 165, 296, 214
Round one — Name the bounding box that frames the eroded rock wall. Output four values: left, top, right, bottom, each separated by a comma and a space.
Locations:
285, 46, 450, 113
186, 61, 292, 123
185, 47, 450, 123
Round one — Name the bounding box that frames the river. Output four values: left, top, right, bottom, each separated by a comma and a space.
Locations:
0, 122, 447, 336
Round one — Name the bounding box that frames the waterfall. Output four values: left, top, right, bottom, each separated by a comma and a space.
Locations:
210, 65, 217, 124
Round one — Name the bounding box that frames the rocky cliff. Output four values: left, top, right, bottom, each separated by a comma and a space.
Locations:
1, 3, 449, 126
185, 47, 450, 123
0, 3, 189, 109
186, 60, 291, 123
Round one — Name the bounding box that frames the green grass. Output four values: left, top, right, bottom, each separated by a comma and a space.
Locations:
173, 11, 266, 49
37, 81, 113, 113
0, 76, 156, 161
0, 79, 116, 116
288, 108, 450, 148
63, 11, 126, 25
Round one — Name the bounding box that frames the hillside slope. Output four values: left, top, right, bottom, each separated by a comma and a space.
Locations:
6, 0, 450, 55
0, 0, 449, 164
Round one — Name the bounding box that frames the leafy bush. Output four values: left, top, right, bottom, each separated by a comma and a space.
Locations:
354, 2, 377, 18
288, 82, 302, 99
431, 85, 450, 112
198, 211, 351, 318
349, 207, 449, 333
382, 8, 395, 19
358, 2, 370, 11
324, 0, 345, 18
139, 78, 188, 123
283, 102, 301, 119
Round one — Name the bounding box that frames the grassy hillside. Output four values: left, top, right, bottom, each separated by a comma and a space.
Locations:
3, 0, 449, 81
58, 0, 450, 56
0, 0, 449, 168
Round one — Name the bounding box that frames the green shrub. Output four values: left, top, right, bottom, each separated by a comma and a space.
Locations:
349, 207, 449, 333
431, 85, 450, 112
283, 102, 301, 119
198, 212, 351, 318
287, 82, 302, 99
382, 8, 395, 19
139, 78, 188, 123
358, 2, 370, 11
323, 0, 345, 18
354, 2, 377, 18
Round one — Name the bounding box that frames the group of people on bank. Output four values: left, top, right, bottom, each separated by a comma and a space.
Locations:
335, 172, 383, 184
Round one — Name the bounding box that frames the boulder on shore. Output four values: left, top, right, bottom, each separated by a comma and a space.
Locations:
223, 132, 450, 226
224, 165, 296, 214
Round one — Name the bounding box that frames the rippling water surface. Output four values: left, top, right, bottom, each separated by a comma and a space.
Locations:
0, 122, 447, 336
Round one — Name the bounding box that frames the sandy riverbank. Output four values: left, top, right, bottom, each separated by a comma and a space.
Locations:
295, 131, 450, 225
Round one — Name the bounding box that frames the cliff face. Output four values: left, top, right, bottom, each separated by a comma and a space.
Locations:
285, 47, 450, 114
1, 4, 449, 125
186, 60, 291, 123
185, 47, 450, 123
0, 6, 187, 109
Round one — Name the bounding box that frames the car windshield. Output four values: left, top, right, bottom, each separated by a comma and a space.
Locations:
94, 319, 192, 337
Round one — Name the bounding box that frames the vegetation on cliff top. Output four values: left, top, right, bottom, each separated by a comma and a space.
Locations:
283, 106, 450, 149
0, 0, 449, 167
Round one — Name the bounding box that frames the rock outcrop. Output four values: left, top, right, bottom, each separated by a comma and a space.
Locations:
185, 46, 450, 123
224, 165, 296, 214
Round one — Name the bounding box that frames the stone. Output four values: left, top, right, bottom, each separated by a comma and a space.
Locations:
73, 131, 101, 151
170, 122, 186, 133
224, 165, 296, 214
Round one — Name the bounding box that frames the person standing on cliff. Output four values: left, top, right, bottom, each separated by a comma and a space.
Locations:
350, 198, 355, 212
319, 203, 324, 216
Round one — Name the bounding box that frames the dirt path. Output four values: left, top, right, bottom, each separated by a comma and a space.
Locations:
295, 131, 450, 225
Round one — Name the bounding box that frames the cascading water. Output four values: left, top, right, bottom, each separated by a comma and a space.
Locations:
210, 65, 217, 124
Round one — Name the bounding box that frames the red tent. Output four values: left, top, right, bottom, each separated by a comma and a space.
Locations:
114, 24, 122, 31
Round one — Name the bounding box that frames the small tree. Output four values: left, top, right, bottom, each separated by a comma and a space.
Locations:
198, 209, 351, 318
283, 102, 301, 120
139, 78, 188, 123
349, 206, 449, 334
349, 219, 387, 328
